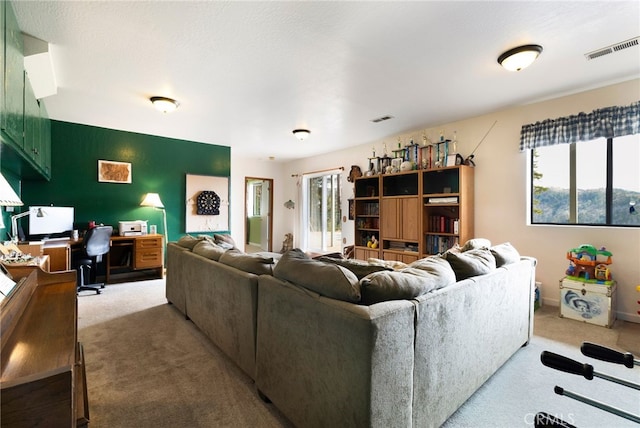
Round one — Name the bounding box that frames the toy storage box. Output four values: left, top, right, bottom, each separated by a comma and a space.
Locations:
559, 277, 616, 328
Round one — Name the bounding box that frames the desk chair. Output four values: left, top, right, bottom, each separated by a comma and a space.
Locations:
77, 225, 113, 294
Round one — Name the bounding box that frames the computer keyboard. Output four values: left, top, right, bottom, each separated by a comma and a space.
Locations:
44, 237, 70, 242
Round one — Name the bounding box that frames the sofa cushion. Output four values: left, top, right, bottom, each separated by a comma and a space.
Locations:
214, 233, 237, 249
409, 255, 457, 283
315, 256, 392, 280
360, 265, 454, 305
444, 247, 496, 281
176, 234, 204, 250
490, 242, 521, 267
192, 240, 226, 261
274, 249, 361, 303
461, 238, 492, 251
219, 250, 275, 276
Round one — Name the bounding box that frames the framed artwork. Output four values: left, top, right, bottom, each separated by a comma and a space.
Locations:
98, 160, 132, 183
185, 174, 230, 232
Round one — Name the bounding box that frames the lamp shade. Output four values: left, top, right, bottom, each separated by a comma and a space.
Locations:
140, 193, 165, 208
0, 173, 23, 206
498, 44, 543, 71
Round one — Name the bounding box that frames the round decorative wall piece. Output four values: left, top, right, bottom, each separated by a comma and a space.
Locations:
196, 190, 220, 215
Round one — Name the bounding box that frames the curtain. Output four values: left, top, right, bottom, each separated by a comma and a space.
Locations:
519, 101, 640, 151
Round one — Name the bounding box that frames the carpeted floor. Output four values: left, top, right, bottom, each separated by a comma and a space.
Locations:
78, 280, 639, 428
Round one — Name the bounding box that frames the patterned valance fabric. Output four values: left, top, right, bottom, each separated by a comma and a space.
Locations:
519, 101, 640, 151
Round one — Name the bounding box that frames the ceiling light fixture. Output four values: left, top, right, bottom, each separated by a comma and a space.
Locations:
150, 96, 179, 113
292, 129, 311, 141
497, 44, 543, 71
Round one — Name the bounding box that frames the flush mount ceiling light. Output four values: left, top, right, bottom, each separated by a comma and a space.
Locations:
292, 129, 311, 141
497, 44, 543, 71
150, 96, 179, 113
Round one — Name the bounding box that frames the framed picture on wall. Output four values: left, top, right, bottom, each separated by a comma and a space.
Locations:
185, 174, 230, 232
98, 160, 132, 183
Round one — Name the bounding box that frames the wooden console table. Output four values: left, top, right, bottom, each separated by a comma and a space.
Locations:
0, 266, 89, 427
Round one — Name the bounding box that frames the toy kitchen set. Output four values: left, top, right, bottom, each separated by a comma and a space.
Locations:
118, 220, 148, 236
560, 244, 616, 328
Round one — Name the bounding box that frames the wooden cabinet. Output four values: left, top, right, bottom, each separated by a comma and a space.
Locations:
1, 1, 24, 149
1, 267, 89, 427
134, 235, 163, 269
381, 171, 420, 261
106, 234, 164, 282
422, 166, 474, 255
353, 176, 381, 259
44, 241, 71, 272
352, 166, 474, 261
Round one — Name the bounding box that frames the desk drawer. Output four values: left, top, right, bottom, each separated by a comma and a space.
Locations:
134, 250, 162, 269
135, 236, 162, 250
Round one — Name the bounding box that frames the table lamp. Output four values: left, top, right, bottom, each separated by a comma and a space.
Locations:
140, 193, 168, 246
0, 173, 24, 240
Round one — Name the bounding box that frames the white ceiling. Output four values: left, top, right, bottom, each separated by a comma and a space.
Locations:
12, 1, 640, 161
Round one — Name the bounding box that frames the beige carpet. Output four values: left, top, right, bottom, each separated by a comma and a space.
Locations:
78, 281, 639, 428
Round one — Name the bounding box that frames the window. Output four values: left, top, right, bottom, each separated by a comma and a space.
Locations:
531, 134, 640, 226
301, 171, 342, 252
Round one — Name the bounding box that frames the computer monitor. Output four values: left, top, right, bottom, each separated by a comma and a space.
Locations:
28, 206, 74, 239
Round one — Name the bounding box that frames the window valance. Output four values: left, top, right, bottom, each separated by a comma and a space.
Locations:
519, 100, 640, 151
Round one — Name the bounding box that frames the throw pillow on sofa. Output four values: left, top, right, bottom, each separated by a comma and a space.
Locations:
490, 242, 521, 267
409, 255, 457, 283
219, 250, 275, 276
193, 240, 227, 261
461, 238, 492, 251
444, 247, 496, 281
274, 249, 361, 303
360, 264, 455, 305
315, 256, 392, 280
214, 233, 237, 250
176, 234, 204, 250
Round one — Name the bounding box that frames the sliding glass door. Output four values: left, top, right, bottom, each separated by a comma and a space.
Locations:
303, 172, 342, 253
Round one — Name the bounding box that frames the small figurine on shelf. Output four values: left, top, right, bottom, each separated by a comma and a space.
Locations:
366, 235, 378, 249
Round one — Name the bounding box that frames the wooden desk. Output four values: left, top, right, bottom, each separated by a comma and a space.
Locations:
106, 234, 164, 283
0, 267, 89, 427
22, 234, 164, 283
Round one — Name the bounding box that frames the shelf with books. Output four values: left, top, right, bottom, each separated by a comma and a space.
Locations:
354, 176, 381, 259
422, 166, 474, 256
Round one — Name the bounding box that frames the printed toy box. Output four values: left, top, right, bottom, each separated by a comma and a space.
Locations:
559, 277, 616, 328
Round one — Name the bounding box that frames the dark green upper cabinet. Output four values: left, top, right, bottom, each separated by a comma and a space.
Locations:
2, 1, 24, 148
0, 1, 51, 180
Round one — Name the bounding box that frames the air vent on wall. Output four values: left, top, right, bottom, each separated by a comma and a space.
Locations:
371, 115, 394, 123
585, 36, 639, 60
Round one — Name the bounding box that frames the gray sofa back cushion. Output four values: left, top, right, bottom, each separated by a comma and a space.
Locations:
219, 250, 275, 276
315, 256, 392, 280
193, 240, 227, 261
490, 242, 521, 267
176, 234, 204, 250
444, 248, 496, 281
360, 256, 456, 305
274, 249, 361, 303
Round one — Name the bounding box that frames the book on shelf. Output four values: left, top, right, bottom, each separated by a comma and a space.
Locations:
428, 196, 458, 204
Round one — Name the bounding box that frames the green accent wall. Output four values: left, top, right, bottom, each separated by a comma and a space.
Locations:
19, 120, 230, 242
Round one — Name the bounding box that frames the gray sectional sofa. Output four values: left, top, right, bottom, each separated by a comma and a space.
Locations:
166, 235, 536, 428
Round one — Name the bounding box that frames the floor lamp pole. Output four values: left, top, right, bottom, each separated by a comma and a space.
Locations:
160, 208, 168, 247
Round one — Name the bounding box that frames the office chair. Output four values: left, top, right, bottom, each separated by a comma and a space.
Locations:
77, 225, 113, 294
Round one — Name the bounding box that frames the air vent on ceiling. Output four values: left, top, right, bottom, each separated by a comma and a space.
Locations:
371, 115, 394, 123
585, 36, 639, 60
